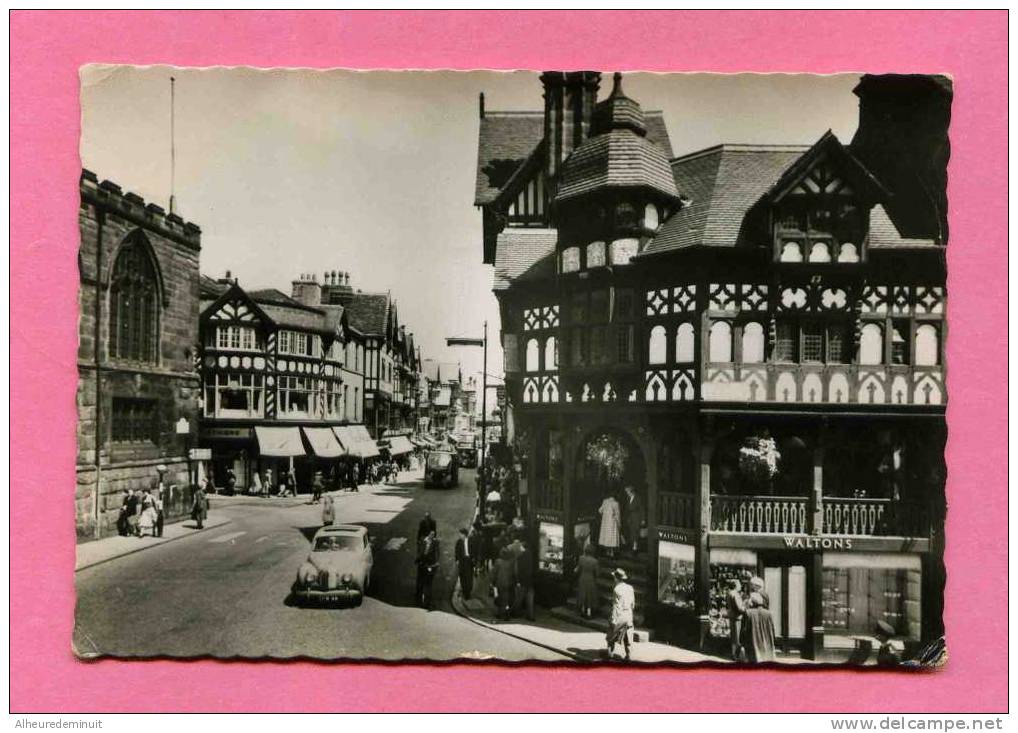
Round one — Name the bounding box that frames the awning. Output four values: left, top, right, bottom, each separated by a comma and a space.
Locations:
255, 426, 306, 458
388, 436, 415, 455
302, 427, 345, 458
332, 425, 380, 459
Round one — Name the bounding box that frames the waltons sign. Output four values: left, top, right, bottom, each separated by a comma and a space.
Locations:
783, 536, 854, 550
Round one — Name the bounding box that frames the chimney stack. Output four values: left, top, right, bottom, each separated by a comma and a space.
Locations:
291, 272, 322, 306
540, 71, 601, 180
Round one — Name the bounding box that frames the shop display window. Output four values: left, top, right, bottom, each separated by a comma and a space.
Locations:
708, 548, 757, 638
538, 522, 564, 574
822, 553, 921, 641
657, 542, 695, 611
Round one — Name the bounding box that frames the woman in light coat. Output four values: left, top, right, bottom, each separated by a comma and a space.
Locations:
576, 543, 600, 618
597, 493, 622, 557
321, 495, 336, 527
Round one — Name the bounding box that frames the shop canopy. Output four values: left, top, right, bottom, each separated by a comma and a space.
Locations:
255, 426, 306, 458
302, 427, 345, 458
333, 426, 380, 459
387, 436, 415, 455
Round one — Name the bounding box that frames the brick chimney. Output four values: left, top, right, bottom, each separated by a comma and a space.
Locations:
541, 71, 601, 180
291, 272, 322, 306
850, 74, 953, 242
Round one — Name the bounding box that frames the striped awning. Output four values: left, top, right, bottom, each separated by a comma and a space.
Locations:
255, 426, 306, 458
388, 436, 415, 455
302, 427, 345, 458
332, 425, 380, 459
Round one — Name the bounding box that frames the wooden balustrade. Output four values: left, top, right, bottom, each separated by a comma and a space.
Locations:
710, 495, 809, 534
823, 497, 927, 537
658, 492, 695, 529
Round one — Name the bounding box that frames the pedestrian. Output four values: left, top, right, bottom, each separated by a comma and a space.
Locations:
485, 485, 502, 519
874, 620, 901, 667
741, 576, 776, 663
417, 511, 437, 540
491, 546, 516, 621
606, 568, 635, 661
321, 494, 335, 526
116, 489, 131, 536
576, 543, 600, 619
415, 530, 440, 610
350, 462, 360, 492
622, 484, 644, 554
154, 484, 165, 538
251, 470, 263, 497
191, 483, 209, 530
513, 539, 535, 621
138, 489, 158, 537
263, 468, 273, 497
311, 470, 324, 504
455, 527, 474, 600
285, 470, 297, 497
470, 519, 485, 576
725, 578, 747, 661
225, 467, 237, 496
597, 492, 622, 558
125, 489, 141, 537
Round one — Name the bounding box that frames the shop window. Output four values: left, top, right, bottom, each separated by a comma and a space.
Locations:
525, 338, 539, 372
111, 397, 159, 444
822, 553, 921, 641
709, 321, 733, 363
708, 548, 757, 640
649, 325, 667, 364
859, 323, 884, 365
644, 203, 659, 231
544, 336, 558, 371
658, 542, 695, 611
914, 324, 939, 366
538, 522, 564, 574
780, 241, 803, 262
586, 241, 606, 268
891, 321, 910, 365
809, 241, 832, 263
801, 324, 823, 363
838, 242, 859, 263
108, 236, 160, 363
214, 372, 265, 418
561, 247, 580, 273
774, 321, 796, 362
676, 323, 695, 363
741, 322, 765, 363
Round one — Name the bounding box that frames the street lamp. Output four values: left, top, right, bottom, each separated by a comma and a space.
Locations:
447, 321, 488, 505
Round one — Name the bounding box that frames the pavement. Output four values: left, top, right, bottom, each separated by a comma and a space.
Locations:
451, 563, 725, 665
73, 468, 570, 662
75, 515, 233, 571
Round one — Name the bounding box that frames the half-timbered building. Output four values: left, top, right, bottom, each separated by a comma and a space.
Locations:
475, 72, 950, 660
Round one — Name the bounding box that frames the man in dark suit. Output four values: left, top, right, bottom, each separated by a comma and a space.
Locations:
513, 539, 535, 621
454, 527, 474, 600
622, 484, 644, 554
416, 530, 440, 610
418, 511, 437, 541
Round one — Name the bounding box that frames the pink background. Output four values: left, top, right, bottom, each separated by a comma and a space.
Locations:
10, 11, 1007, 712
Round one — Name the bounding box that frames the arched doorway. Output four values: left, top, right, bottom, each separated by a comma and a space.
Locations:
575, 428, 647, 552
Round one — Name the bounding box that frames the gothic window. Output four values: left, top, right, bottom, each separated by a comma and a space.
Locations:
780, 241, 803, 263
741, 322, 765, 363
649, 325, 667, 364
111, 397, 159, 443
891, 322, 910, 365
915, 324, 939, 366
838, 243, 859, 263
108, 235, 160, 363
676, 323, 695, 363
709, 321, 733, 363
860, 323, 884, 365
809, 241, 831, 263
526, 338, 540, 372
544, 336, 558, 371
774, 321, 796, 362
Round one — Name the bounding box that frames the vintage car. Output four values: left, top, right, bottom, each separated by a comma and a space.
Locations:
425, 449, 459, 488
293, 524, 373, 606
456, 441, 478, 469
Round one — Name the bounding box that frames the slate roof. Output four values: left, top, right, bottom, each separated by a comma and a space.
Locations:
643, 144, 809, 255
200, 274, 229, 300
474, 109, 673, 206
868, 204, 938, 248
492, 228, 558, 291
556, 129, 679, 203
258, 302, 326, 331
331, 291, 391, 336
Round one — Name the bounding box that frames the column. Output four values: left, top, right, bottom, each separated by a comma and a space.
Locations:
808, 424, 827, 660
694, 429, 714, 649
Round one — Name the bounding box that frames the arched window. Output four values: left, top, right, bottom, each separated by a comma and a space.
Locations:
644, 203, 659, 230
526, 338, 540, 372
676, 323, 695, 363
109, 234, 160, 363
809, 241, 831, 262
544, 336, 558, 370
915, 325, 939, 366
709, 321, 733, 363
838, 242, 859, 263
741, 322, 765, 363
780, 241, 803, 262
648, 325, 667, 364
860, 323, 884, 365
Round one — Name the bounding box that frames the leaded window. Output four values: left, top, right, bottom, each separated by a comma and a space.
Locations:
108, 236, 160, 363
111, 397, 159, 443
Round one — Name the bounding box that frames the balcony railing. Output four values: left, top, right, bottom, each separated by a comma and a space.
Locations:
709, 495, 929, 537
658, 492, 696, 529
711, 495, 809, 534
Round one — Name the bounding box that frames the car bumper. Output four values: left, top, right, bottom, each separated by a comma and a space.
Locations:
295, 586, 363, 603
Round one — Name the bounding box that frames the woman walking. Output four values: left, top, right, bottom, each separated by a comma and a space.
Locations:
576, 543, 600, 618
321, 495, 336, 527
741, 576, 776, 662
597, 492, 622, 558
138, 490, 158, 537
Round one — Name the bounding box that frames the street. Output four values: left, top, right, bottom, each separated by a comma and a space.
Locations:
73, 468, 567, 662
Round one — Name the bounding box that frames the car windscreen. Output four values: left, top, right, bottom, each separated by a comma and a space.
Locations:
314, 535, 361, 551
428, 452, 453, 469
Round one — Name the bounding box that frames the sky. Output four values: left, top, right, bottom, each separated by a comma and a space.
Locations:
80, 67, 862, 406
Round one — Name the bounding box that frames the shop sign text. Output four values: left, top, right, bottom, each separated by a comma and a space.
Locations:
783, 535, 854, 550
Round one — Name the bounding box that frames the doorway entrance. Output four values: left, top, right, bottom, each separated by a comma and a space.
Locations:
759, 553, 809, 653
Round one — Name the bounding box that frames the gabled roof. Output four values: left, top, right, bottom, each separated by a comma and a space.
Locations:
492, 228, 557, 291
762, 131, 888, 204
331, 291, 391, 337
868, 204, 938, 248
643, 144, 809, 255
